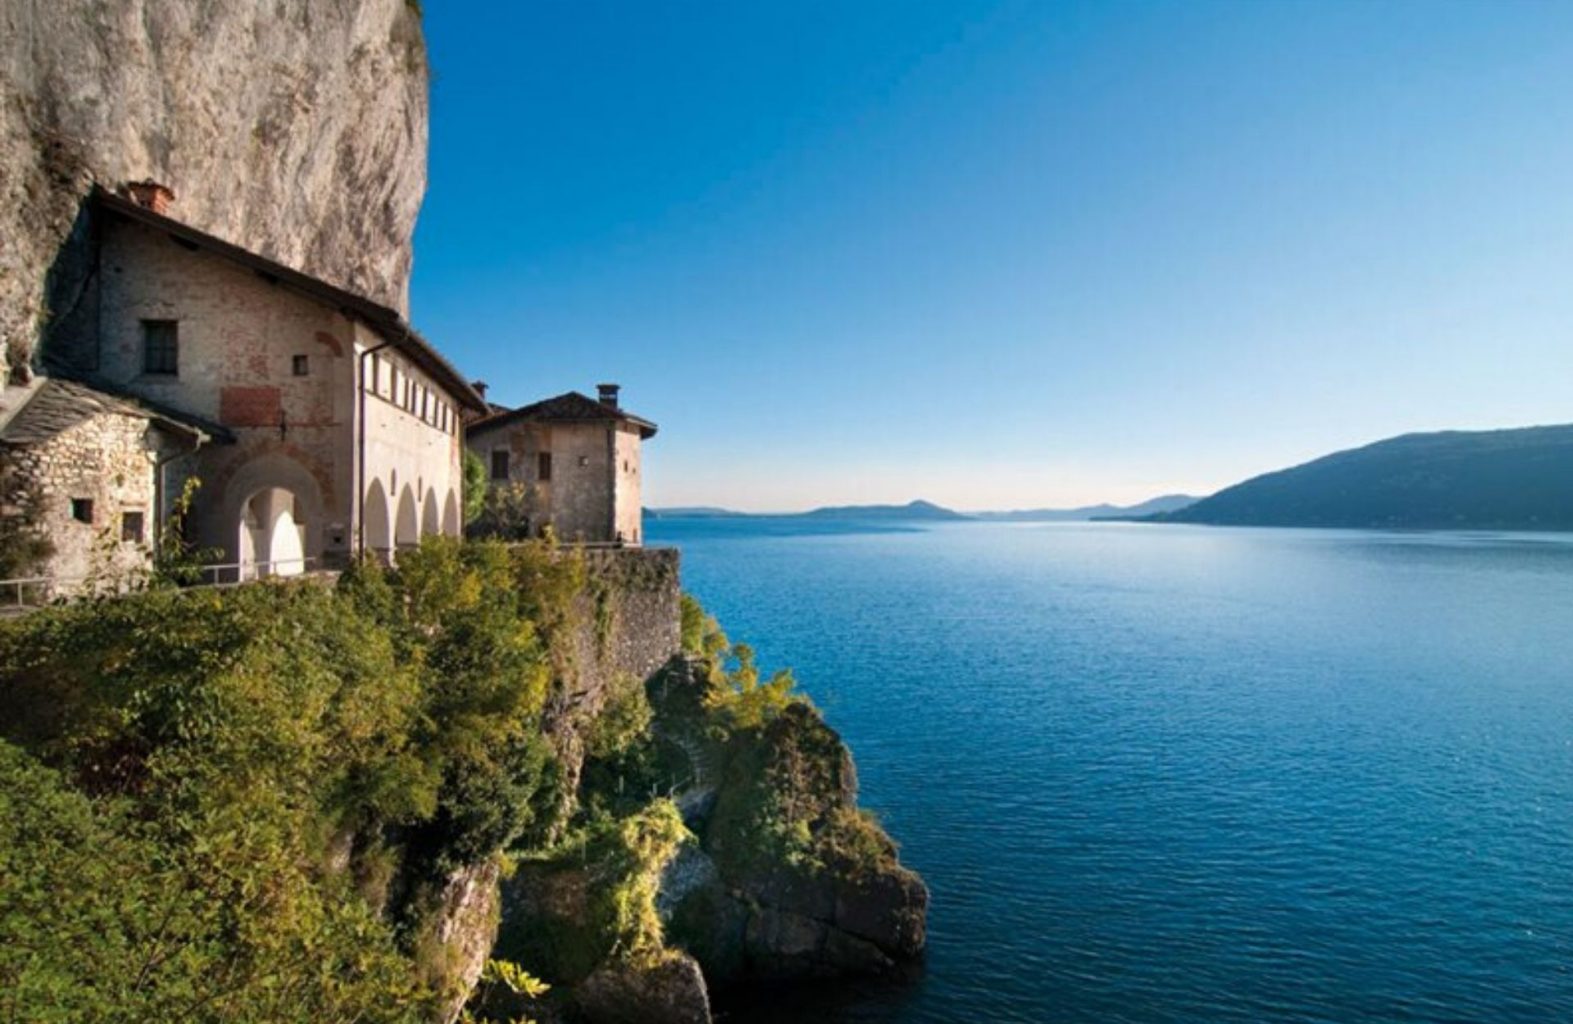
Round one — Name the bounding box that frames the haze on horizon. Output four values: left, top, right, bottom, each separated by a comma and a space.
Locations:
412, 1, 1573, 513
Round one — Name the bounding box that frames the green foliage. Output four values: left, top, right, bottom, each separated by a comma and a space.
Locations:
679, 592, 727, 658
463, 958, 550, 1024
463, 448, 488, 525
663, 597, 898, 881
339, 537, 575, 876
586, 673, 653, 762
500, 801, 690, 985
471, 482, 540, 541
0, 739, 430, 1024
152, 476, 222, 587
605, 800, 690, 963
703, 641, 800, 732
0, 535, 602, 1017
0, 461, 53, 583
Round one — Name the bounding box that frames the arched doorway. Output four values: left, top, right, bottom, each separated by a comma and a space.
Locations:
422, 488, 441, 537
218, 452, 327, 581
363, 479, 392, 564
442, 489, 461, 537
240, 488, 306, 578
395, 485, 419, 550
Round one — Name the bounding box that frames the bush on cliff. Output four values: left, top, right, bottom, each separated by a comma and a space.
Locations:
0, 537, 587, 1020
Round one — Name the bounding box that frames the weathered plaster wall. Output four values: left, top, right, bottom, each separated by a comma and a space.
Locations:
0, 411, 171, 587
87, 214, 358, 566
0, 0, 428, 383
613, 424, 643, 545
41, 214, 465, 570
358, 325, 464, 554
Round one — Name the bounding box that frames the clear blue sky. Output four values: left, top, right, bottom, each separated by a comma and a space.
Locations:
412, 1, 1573, 512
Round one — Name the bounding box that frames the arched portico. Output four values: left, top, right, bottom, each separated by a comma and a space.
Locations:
395, 485, 419, 549
443, 489, 461, 537
422, 488, 441, 537
363, 479, 392, 564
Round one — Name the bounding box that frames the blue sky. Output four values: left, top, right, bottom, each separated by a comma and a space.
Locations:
412, 1, 1573, 511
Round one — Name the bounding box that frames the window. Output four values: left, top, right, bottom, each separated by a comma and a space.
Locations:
537, 452, 553, 482
70, 498, 93, 524
121, 510, 145, 543
491, 449, 510, 481
292, 354, 309, 376
142, 320, 178, 375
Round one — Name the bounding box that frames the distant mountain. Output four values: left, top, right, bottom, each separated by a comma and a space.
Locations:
801, 499, 969, 521
642, 506, 738, 519
644, 499, 969, 521
1146, 425, 1573, 531
977, 494, 1201, 522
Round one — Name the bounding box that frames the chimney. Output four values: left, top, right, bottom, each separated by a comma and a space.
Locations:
471, 380, 488, 401
597, 383, 620, 409
125, 180, 175, 215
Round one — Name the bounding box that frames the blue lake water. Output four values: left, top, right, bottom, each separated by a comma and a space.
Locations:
643, 518, 1573, 1024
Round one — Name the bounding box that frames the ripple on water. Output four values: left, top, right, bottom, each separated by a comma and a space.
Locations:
655, 521, 1573, 1023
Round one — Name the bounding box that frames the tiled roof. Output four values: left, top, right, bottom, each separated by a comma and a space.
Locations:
92, 188, 487, 412
468, 391, 658, 439
0, 377, 230, 446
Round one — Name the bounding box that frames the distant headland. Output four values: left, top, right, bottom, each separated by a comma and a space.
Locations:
645, 496, 1199, 522
1138, 424, 1573, 531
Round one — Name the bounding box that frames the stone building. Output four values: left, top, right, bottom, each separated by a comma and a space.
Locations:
0, 377, 224, 588
2, 183, 487, 584
467, 385, 656, 546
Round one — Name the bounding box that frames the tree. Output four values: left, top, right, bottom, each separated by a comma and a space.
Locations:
463, 449, 488, 525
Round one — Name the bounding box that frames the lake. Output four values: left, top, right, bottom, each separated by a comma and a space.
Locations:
644, 518, 1573, 1023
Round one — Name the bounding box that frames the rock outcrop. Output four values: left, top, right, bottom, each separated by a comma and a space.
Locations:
0, 0, 428, 382
654, 662, 928, 988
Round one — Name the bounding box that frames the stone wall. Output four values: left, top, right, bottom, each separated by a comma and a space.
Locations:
0, 410, 174, 587
556, 546, 681, 716
541, 546, 681, 805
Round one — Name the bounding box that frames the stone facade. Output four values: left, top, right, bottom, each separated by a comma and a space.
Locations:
468, 389, 654, 546
0, 401, 182, 589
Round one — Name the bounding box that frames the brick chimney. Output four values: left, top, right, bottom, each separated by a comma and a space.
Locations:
472, 380, 488, 401
597, 383, 620, 409
124, 180, 175, 214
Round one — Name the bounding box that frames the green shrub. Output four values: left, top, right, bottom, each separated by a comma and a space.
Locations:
0, 535, 599, 1015
0, 740, 429, 1024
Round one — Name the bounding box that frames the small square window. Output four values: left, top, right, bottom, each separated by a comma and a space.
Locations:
142, 320, 178, 376
491, 449, 510, 481
537, 452, 553, 482
121, 510, 145, 543
70, 498, 93, 524
292, 354, 309, 376
579, 455, 589, 467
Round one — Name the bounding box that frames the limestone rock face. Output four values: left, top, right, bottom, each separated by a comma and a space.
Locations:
0, 0, 428, 381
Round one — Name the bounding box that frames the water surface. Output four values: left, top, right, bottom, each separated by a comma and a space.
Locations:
645, 519, 1573, 1024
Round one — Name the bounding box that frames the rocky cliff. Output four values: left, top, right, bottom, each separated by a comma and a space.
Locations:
0, 0, 427, 382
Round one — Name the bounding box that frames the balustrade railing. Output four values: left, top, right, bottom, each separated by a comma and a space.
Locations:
0, 557, 322, 611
